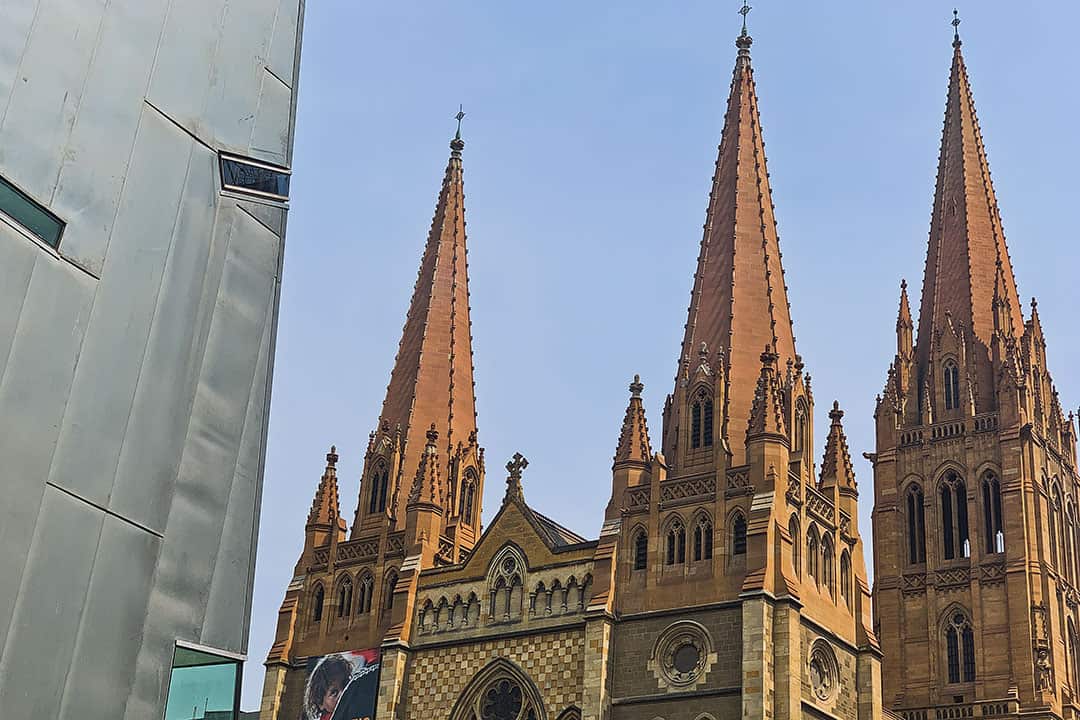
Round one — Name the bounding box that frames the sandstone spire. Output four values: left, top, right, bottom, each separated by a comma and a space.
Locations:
819, 402, 854, 489
613, 375, 652, 468
307, 445, 343, 529
915, 30, 1024, 372
669, 27, 796, 462
371, 129, 478, 523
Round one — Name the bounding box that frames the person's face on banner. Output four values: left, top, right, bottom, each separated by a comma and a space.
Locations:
321, 677, 344, 715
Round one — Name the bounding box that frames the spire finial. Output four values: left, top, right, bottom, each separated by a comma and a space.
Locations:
952, 9, 962, 48
629, 374, 644, 398
736, 1, 754, 51
450, 105, 465, 154
503, 452, 529, 505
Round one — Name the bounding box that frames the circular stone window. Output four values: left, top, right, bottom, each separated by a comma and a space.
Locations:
649, 621, 715, 690
808, 639, 840, 703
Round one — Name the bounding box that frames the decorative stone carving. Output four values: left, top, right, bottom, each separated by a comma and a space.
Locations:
648, 620, 717, 692
808, 639, 840, 703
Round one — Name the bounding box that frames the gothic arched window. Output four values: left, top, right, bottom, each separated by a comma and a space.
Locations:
1049, 485, 1061, 568
840, 550, 852, 609
461, 474, 478, 526
690, 389, 713, 450
311, 584, 325, 624
633, 529, 648, 571
789, 515, 801, 578
732, 512, 747, 556
807, 526, 820, 581
449, 659, 545, 720
940, 471, 969, 560
384, 570, 398, 610
336, 576, 353, 618
821, 535, 835, 598
693, 514, 713, 561
666, 518, 686, 565
794, 399, 808, 454
907, 483, 927, 564
368, 463, 389, 514
943, 361, 960, 410
982, 473, 1004, 554
356, 572, 374, 614
945, 611, 975, 684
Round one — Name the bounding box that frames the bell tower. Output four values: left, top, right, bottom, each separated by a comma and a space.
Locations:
871, 15, 1080, 717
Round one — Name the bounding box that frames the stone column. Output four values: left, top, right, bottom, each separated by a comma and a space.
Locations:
856, 651, 884, 719
376, 645, 411, 720
771, 601, 802, 720
742, 596, 774, 720
258, 664, 289, 720
582, 618, 613, 720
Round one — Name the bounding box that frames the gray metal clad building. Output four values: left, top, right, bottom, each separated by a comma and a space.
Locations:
0, 2, 304, 718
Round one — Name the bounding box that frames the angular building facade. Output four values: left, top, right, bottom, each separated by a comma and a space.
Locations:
261, 24, 886, 720
870, 23, 1079, 720
0, 2, 304, 719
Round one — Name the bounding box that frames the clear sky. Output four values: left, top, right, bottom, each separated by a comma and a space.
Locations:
242, 1, 1080, 709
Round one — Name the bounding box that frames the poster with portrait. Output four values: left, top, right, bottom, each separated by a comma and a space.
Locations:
302, 648, 381, 720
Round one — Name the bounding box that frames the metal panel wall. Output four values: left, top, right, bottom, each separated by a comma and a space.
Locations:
0, 1, 304, 717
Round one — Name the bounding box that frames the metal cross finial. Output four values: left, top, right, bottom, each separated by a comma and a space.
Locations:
739, 1, 752, 34
454, 105, 465, 140
952, 9, 961, 44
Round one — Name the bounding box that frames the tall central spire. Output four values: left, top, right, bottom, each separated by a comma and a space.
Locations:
915, 24, 1024, 371
375, 126, 478, 522
669, 24, 796, 461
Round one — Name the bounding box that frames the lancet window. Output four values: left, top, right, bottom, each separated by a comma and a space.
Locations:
633, 529, 648, 571
945, 610, 976, 684
789, 515, 801, 578
1049, 483, 1060, 568
840, 550, 852, 609
368, 463, 390, 514
907, 483, 927, 564
693, 514, 713, 562
384, 570, 398, 610
821, 534, 835, 597
461, 472, 478, 525
943, 361, 960, 410
981, 472, 1003, 554
807, 526, 820, 581
940, 471, 969, 560
794, 399, 808, 454
356, 572, 374, 614
336, 576, 353, 618
666, 518, 686, 566
449, 659, 545, 720
690, 389, 714, 450
731, 512, 747, 556
311, 584, 325, 624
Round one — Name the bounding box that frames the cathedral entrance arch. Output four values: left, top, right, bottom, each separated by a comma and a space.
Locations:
447, 657, 548, 720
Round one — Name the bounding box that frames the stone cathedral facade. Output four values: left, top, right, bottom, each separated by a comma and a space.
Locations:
259, 18, 1076, 720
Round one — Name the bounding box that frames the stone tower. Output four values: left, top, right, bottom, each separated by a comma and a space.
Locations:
259, 128, 485, 718
605, 22, 884, 719
870, 21, 1080, 718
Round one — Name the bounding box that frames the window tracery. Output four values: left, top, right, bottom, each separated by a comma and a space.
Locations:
633, 528, 648, 571
944, 610, 976, 684
693, 513, 713, 562
311, 584, 325, 624
666, 518, 686, 566
449, 659, 545, 720
731, 512, 747, 557
982, 472, 1003, 555
943, 361, 960, 410
940, 471, 969, 560
368, 462, 390, 514
336, 576, 352, 618
907, 483, 926, 564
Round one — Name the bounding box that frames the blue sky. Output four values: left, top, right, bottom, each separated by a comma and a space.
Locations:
242, 1, 1080, 708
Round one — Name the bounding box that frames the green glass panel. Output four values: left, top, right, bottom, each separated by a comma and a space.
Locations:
0, 176, 64, 248
163, 647, 239, 720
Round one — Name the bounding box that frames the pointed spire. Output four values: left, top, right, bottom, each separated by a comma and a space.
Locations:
915, 21, 1024, 370
503, 453, 529, 505
672, 19, 796, 463
374, 120, 479, 521
614, 375, 653, 468
821, 402, 855, 488
897, 279, 913, 331
307, 445, 343, 527
747, 347, 787, 440
407, 425, 443, 507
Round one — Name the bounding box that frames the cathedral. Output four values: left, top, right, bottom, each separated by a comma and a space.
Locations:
258, 15, 1077, 720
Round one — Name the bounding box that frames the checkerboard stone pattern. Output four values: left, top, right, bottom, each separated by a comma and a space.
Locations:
403, 629, 586, 716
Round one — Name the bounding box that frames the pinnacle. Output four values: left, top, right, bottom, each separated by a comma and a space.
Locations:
615, 375, 653, 468
307, 445, 343, 527
408, 425, 442, 508
747, 345, 787, 441
897, 279, 913, 330
820, 400, 854, 488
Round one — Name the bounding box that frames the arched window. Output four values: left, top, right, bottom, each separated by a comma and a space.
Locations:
789, 515, 801, 578
732, 513, 747, 556
336, 576, 353, 618
945, 611, 975, 683
448, 658, 545, 720
943, 361, 960, 410
368, 464, 389, 514
1067, 505, 1077, 584
693, 514, 713, 561
1049, 486, 1060, 568
807, 526, 820, 581
461, 475, 477, 525
633, 529, 648, 571
940, 471, 969, 560
840, 550, 852, 609
794, 399, 808, 454
356, 572, 374, 614
907, 483, 927, 563
821, 535, 835, 598
690, 389, 713, 449
1069, 619, 1079, 690
666, 518, 686, 565
384, 570, 399, 610
981, 473, 1003, 554
311, 584, 325, 624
